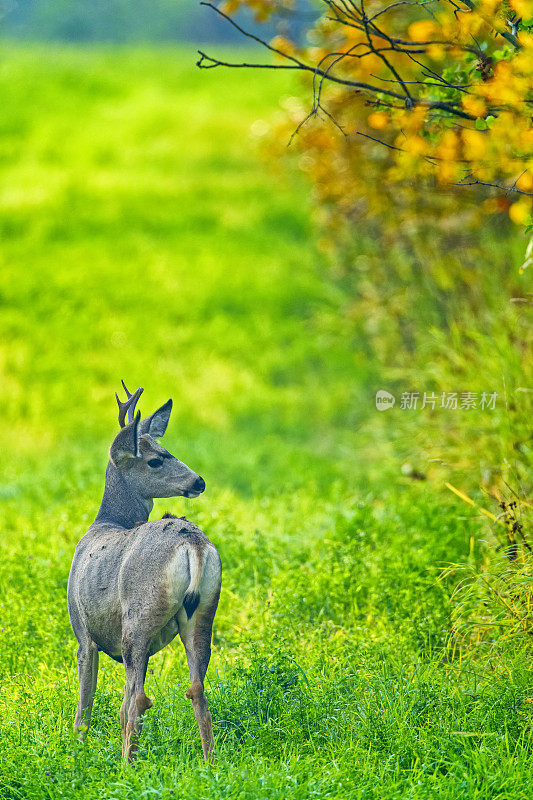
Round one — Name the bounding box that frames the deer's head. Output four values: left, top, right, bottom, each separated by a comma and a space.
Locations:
108, 382, 205, 500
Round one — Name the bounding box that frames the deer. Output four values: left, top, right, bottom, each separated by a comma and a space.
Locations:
67, 383, 222, 762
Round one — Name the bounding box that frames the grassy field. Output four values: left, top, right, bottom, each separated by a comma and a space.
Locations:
0, 45, 532, 800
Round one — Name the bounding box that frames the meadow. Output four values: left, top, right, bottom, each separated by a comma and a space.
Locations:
0, 45, 532, 800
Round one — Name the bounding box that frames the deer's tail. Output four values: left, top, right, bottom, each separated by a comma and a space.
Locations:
183, 547, 203, 620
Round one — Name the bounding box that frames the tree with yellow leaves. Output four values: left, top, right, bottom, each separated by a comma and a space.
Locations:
199, 0, 533, 230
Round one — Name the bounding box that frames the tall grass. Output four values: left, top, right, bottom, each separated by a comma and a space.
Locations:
444, 495, 533, 659
309, 215, 533, 490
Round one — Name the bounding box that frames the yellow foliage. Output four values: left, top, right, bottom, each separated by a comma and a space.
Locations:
516, 172, 533, 192
308, 46, 331, 63
270, 35, 297, 60
224, 0, 280, 21
462, 129, 487, 161
437, 130, 458, 161
478, 61, 527, 105
403, 135, 428, 156
396, 105, 427, 135
457, 9, 485, 38
220, 0, 241, 13
480, 0, 503, 12
408, 20, 437, 41
437, 160, 458, 185
509, 199, 532, 225
255, 7, 271, 21
461, 96, 487, 118
520, 128, 533, 150
368, 111, 389, 130
427, 44, 446, 60
509, 0, 533, 17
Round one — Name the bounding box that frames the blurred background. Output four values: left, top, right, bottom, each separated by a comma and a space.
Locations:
0, 0, 315, 41
0, 0, 529, 495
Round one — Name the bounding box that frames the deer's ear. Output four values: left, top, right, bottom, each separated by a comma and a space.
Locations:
139, 399, 172, 439
139, 433, 166, 455
110, 411, 141, 466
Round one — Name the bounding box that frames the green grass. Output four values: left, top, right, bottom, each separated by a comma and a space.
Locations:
0, 44, 532, 800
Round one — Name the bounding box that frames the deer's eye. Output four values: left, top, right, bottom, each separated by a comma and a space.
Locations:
147, 459, 163, 468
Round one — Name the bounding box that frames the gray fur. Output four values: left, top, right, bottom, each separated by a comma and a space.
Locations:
67, 385, 222, 762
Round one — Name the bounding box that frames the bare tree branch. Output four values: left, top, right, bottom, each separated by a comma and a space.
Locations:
198, 3, 477, 120
369, 0, 438, 22
457, 176, 533, 196
198, 0, 530, 199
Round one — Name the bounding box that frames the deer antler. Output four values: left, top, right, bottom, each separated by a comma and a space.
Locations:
116, 382, 144, 428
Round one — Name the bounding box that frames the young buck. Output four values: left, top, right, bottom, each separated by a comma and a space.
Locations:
67, 383, 221, 762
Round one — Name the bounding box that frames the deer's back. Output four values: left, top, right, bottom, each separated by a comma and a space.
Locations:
67, 516, 219, 660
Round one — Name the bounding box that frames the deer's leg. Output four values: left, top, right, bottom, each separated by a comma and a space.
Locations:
74, 638, 99, 739
120, 682, 131, 758
121, 631, 152, 762
179, 602, 218, 763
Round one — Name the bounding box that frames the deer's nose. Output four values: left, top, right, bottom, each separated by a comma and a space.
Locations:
194, 476, 205, 493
